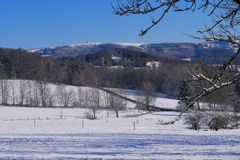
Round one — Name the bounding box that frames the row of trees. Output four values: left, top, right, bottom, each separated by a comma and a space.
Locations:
178, 79, 240, 112
4, 46, 233, 103
0, 47, 210, 98
0, 80, 127, 119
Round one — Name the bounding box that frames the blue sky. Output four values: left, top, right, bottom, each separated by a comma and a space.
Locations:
0, 0, 209, 49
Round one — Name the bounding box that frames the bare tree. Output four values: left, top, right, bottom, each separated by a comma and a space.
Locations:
86, 88, 100, 119
37, 81, 54, 107
47, 93, 55, 107
137, 81, 156, 111
24, 80, 35, 106
113, 0, 240, 37
19, 80, 29, 106
114, 0, 240, 122
77, 87, 86, 108
32, 81, 40, 107
0, 79, 9, 105
108, 91, 126, 118
9, 81, 16, 105
55, 85, 76, 107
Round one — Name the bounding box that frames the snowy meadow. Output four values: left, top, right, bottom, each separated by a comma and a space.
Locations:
0, 80, 239, 160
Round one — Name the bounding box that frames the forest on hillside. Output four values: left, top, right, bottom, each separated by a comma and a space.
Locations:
0, 48, 239, 114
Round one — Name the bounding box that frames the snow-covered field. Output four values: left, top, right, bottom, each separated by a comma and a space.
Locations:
0, 106, 239, 160
0, 80, 239, 160
0, 133, 239, 160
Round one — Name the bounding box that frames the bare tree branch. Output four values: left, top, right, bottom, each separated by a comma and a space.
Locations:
114, 0, 240, 125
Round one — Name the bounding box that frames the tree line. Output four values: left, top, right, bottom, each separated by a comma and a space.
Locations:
0, 79, 127, 119
0, 47, 199, 96
0, 47, 239, 112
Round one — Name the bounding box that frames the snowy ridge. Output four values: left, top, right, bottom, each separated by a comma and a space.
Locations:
68, 42, 102, 47
28, 48, 41, 53
28, 42, 145, 52
112, 42, 145, 47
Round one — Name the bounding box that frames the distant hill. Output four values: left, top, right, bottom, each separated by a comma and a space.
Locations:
29, 42, 196, 59
81, 48, 182, 67
29, 42, 237, 64
192, 42, 238, 63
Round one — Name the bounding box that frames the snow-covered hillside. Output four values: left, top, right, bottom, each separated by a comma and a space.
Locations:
0, 79, 178, 109
0, 80, 239, 160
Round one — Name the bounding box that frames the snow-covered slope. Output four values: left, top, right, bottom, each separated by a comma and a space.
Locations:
0, 80, 239, 160
0, 79, 178, 110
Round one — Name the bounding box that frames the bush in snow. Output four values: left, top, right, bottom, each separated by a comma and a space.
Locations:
207, 113, 230, 131
184, 112, 204, 130
85, 111, 97, 120
227, 115, 240, 129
